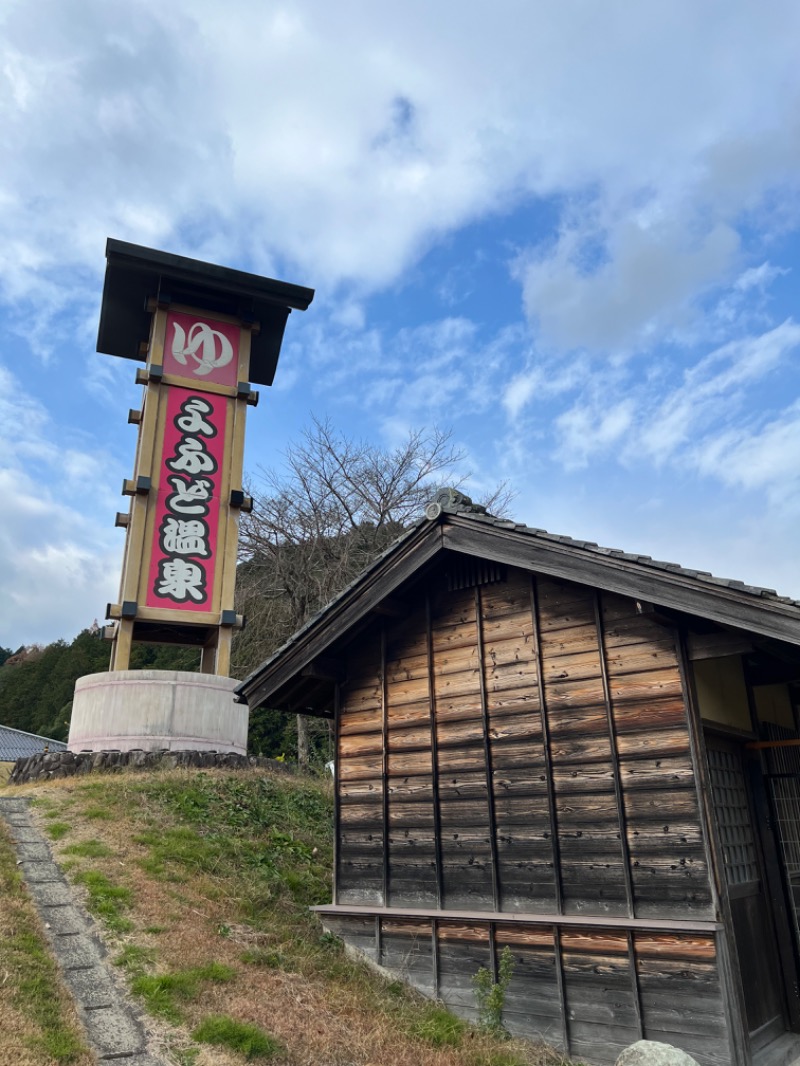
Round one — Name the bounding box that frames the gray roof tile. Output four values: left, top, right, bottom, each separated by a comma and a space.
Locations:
0, 725, 67, 762
467, 510, 800, 608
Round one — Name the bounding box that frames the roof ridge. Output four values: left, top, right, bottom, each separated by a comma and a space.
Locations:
456, 509, 800, 610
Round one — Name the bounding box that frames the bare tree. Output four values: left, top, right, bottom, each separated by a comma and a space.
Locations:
233, 417, 513, 764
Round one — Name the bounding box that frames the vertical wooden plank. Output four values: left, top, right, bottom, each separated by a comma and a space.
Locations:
199, 641, 216, 674
110, 618, 134, 671
489, 921, 498, 985
593, 591, 635, 918
627, 929, 644, 1040
380, 624, 389, 907
333, 682, 341, 906
425, 594, 445, 910
215, 627, 232, 677
129, 313, 168, 607
215, 326, 252, 619
553, 925, 570, 1055
475, 585, 501, 913
676, 631, 749, 1066
432, 918, 440, 998
376, 914, 383, 965
530, 576, 564, 914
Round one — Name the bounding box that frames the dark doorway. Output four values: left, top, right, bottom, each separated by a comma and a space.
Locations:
706, 738, 786, 1051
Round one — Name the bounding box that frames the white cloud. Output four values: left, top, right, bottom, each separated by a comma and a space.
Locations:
518, 212, 740, 354
0, 366, 121, 646
3, 0, 800, 642
734, 262, 787, 293
528, 321, 800, 500
640, 320, 800, 461
2, 0, 800, 321
555, 399, 635, 470
691, 402, 800, 501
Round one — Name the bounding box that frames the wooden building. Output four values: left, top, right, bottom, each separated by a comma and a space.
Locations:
237, 495, 800, 1066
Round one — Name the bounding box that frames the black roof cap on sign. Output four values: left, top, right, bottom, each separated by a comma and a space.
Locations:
97, 239, 314, 386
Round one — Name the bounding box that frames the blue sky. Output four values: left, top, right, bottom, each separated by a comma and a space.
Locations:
2, 0, 800, 650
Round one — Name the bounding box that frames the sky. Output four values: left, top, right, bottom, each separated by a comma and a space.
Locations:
2, 0, 800, 650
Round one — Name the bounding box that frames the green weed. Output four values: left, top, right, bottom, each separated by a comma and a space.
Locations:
473, 946, 514, 1038
410, 1004, 466, 1047
192, 1015, 284, 1060
134, 826, 222, 882
73, 870, 133, 932
466, 1050, 529, 1066
239, 947, 294, 970
114, 944, 157, 973
82, 805, 113, 820
171, 1045, 200, 1066
63, 839, 112, 858
132, 774, 333, 914
132, 963, 235, 1024
76, 781, 108, 798
45, 822, 70, 841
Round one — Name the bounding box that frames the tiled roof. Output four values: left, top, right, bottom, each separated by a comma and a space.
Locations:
457, 508, 800, 608
0, 724, 67, 762
237, 504, 800, 700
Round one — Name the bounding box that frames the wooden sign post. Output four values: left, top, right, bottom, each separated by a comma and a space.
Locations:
100, 240, 313, 675
67, 241, 313, 754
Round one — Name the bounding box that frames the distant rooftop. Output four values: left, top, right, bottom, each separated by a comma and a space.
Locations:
0, 724, 67, 762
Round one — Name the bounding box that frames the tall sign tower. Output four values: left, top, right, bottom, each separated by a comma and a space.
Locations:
68, 240, 313, 754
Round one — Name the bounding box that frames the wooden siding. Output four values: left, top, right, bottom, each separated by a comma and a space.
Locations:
338, 566, 713, 921
319, 912, 729, 1066
334, 564, 727, 1065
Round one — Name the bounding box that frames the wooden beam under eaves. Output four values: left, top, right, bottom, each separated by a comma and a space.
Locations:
634, 600, 681, 627
686, 631, 756, 661
301, 657, 345, 683
372, 597, 409, 619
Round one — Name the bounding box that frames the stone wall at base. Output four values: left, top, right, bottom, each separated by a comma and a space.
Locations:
9, 748, 291, 785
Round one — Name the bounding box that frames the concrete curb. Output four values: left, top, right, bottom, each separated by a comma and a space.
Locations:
0, 796, 167, 1065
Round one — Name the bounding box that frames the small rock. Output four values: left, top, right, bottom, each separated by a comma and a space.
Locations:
617, 1040, 700, 1066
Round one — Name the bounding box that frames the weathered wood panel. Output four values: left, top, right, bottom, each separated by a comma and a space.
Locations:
337, 630, 384, 905
431, 587, 494, 908
482, 573, 557, 911
385, 605, 437, 907
536, 578, 628, 914
496, 924, 564, 1046
318, 913, 731, 1066
380, 918, 435, 994
335, 563, 716, 959
436, 921, 491, 1022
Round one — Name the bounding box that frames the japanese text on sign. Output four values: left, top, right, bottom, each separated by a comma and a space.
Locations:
147, 389, 227, 611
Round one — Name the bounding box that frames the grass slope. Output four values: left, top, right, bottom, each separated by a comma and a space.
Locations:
10, 768, 563, 1066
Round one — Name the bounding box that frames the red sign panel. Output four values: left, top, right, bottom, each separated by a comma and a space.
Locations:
146, 387, 228, 612
163, 311, 240, 388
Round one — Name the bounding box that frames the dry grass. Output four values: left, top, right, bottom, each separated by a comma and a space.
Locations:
11, 769, 565, 1066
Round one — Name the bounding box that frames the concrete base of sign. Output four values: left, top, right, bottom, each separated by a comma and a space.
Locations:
67, 670, 247, 755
